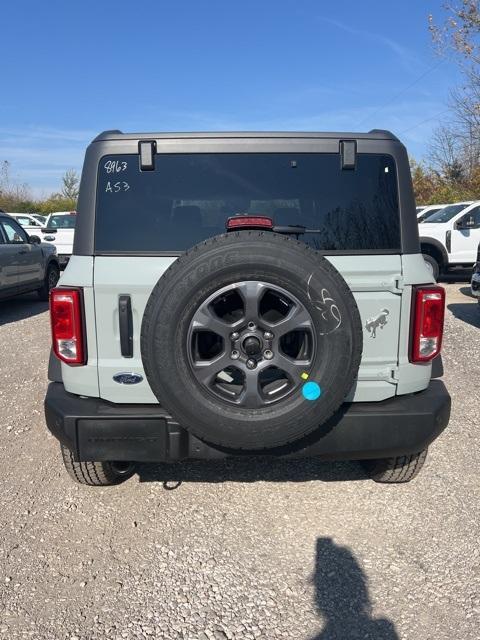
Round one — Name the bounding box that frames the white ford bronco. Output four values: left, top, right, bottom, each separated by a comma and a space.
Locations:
44, 130, 451, 485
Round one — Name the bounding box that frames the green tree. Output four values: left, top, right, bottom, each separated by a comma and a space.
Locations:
410, 159, 437, 204
36, 195, 77, 214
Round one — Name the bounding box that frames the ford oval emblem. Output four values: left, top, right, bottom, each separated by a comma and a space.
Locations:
113, 372, 144, 385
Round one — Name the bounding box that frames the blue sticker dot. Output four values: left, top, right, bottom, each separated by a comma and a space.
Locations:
302, 381, 322, 401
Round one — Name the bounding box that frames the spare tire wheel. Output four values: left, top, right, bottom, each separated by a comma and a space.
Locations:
141, 231, 363, 450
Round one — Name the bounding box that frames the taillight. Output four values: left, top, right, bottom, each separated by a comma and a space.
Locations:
50, 288, 86, 365
410, 286, 445, 363
226, 216, 273, 230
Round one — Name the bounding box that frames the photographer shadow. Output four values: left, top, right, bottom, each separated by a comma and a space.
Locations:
310, 538, 399, 640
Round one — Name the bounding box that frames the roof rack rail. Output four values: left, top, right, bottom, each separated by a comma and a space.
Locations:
90, 129, 401, 143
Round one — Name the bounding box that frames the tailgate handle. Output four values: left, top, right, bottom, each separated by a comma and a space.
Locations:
118, 295, 133, 358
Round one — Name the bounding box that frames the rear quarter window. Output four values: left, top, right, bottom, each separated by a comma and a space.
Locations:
48, 215, 76, 229
95, 152, 401, 254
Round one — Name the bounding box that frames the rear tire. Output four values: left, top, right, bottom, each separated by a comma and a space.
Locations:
38, 263, 60, 301
60, 444, 135, 486
363, 449, 428, 483
422, 254, 440, 280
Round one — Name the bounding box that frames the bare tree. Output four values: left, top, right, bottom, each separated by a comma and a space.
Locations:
429, 2, 480, 178
0, 160, 32, 207
428, 125, 465, 181
0, 160, 13, 194
61, 170, 80, 201
429, 1, 480, 64
450, 72, 480, 169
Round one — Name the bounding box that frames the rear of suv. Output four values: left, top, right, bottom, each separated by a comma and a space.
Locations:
44, 130, 450, 485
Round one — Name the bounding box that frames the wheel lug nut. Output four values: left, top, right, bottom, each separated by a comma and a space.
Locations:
231, 350, 240, 360
246, 359, 257, 369
264, 331, 274, 340
263, 349, 274, 360
247, 322, 256, 330
230, 332, 240, 341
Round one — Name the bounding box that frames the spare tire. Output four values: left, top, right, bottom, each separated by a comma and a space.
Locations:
141, 231, 362, 450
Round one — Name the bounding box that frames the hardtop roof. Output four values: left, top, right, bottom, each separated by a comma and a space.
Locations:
92, 129, 400, 143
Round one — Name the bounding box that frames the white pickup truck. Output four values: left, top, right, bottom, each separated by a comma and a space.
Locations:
41, 212, 76, 269
418, 201, 480, 278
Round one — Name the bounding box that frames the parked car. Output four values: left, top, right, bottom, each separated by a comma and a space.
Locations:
9, 212, 45, 233
41, 211, 76, 268
44, 129, 450, 487
416, 204, 447, 223
0, 212, 60, 300
471, 242, 480, 304
418, 201, 480, 279
31, 213, 47, 225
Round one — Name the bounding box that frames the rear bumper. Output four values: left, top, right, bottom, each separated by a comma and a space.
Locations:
44, 381, 451, 462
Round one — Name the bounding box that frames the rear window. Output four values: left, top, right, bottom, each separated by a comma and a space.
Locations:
48, 214, 76, 229
95, 153, 400, 253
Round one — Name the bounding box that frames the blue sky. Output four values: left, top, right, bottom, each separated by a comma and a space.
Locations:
1, 0, 459, 195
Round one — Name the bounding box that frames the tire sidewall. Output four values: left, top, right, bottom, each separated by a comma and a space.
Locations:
48, 263, 60, 287
39, 262, 60, 300
142, 233, 363, 449
422, 254, 440, 280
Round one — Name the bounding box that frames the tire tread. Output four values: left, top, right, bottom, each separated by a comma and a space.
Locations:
365, 449, 428, 483
60, 445, 133, 486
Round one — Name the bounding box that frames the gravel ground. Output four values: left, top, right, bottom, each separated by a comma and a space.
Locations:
0, 281, 479, 640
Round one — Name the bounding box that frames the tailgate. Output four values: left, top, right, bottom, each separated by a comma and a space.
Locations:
93, 255, 404, 404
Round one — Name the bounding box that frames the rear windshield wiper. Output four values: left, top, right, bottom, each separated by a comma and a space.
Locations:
273, 225, 320, 235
